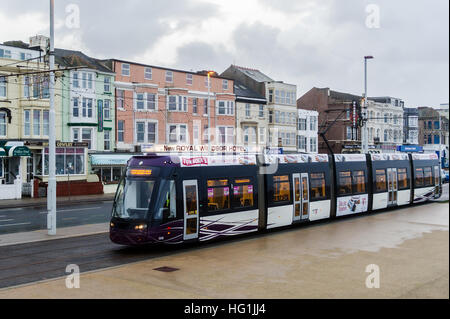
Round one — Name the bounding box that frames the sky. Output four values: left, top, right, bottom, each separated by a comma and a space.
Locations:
0, 0, 448, 107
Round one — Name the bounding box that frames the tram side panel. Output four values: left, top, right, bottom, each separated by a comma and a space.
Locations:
370, 154, 412, 211
411, 153, 441, 203
333, 154, 369, 217
196, 165, 261, 242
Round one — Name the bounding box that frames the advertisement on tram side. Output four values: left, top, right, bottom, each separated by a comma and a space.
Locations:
336, 194, 369, 217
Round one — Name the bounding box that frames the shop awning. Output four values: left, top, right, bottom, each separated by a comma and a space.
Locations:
0, 147, 6, 157
3, 146, 32, 157
90, 154, 133, 166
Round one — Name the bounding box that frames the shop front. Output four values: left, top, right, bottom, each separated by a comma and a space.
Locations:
0, 141, 32, 200
89, 153, 134, 194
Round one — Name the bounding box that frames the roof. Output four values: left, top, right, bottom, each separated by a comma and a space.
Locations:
328, 89, 362, 102
234, 81, 266, 101
231, 65, 274, 83
54, 48, 113, 74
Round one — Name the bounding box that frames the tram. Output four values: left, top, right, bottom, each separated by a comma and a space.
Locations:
109, 152, 441, 246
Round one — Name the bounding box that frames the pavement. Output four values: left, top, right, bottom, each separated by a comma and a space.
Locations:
0, 193, 115, 210
0, 200, 448, 299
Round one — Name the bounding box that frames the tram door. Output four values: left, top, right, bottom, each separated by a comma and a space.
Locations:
434, 166, 440, 198
387, 168, 398, 206
301, 174, 310, 220
183, 180, 199, 241
293, 174, 302, 222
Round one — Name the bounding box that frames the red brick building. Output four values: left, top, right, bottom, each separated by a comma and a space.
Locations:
104, 60, 236, 151
297, 87, 363, 154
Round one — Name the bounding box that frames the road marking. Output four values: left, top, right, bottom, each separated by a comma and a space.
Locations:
58, 207, 102, 213
0, 222, 31, 227
0, 219, 15, 222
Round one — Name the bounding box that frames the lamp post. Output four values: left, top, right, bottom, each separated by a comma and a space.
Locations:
362, 55, 374, 154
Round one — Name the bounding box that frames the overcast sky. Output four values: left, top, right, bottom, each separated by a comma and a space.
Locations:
1, 0, 448, 107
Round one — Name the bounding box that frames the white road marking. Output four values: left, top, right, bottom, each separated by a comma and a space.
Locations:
39, 207, 103, 214
0, 219, 15, 222
0, 222, 31, 227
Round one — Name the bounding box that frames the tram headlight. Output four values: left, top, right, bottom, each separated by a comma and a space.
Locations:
134, 224, 148, 231
110, 222, 115, 228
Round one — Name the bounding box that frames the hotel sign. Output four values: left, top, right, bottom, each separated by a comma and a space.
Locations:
141, 144, 259, 154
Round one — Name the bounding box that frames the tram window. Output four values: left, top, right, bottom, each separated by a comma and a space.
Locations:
434, 166, 440, 185
352, 171, 366, 194
338, 171, 352, 195
185, 185, 198, 216
273, 175, 291, 202
232, 178, 254, 209
162, 180, 177, 220
415, 168, 424, 187
398, 168, 408, 190
424, 167, 433, 186
375, 169, 387, 192
207, 179, 230, 211
310, 173, 326, 200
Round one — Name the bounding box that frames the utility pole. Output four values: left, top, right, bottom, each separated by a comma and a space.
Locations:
362, 56, 374, 154
47, 0, 56, 235
207, 72, 212, 156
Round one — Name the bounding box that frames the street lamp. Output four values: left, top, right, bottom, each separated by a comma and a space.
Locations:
362, 55, 374, 154
207, 71, 214, 156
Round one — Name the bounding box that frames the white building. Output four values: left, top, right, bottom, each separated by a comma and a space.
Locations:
367, 97, 404, 153
297, 109, 319, 153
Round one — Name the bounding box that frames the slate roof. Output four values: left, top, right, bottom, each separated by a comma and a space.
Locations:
232, 65, 274, 83
234, 81, 266, 101
54, 48, 113, 73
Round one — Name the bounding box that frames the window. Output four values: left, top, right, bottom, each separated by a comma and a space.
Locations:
82, 98, 93, 118
217, 101, 234, 116
122, 63, 130, 76
232, 178, 254, 208
244, 103, 250, 117
144, 67, 152, 80
23, 76, 30, 98
0, 112, 7, 136
82, 128, 93, 149
310, 116, 317, 131
72, 128, 80, 142
117, 90, 124, 109
297, 135, 306, 150
222, 80, 228, 90
398, 168, 408, 190
147, 122, 156, 143
118, 120, 124, 142
204, 99, 208, 115
104, 130, 110, 150
298, 118, 306, 131
104, 99, 111, 120
259, 127, 266, 144
207, 179, 230, 212
259, 105, 264, 118
24, 110, 31, 136
104, 77, 111, 92
352, 171, 366, 194
434, 121, 440, 130
310, 137, 317, 153
165, 70, 173, 83
424, 167, 433, 186
0, 76, 6, 97
415, 168, 424, 187
193, 98, 198, 114
167, 95, 187, 112
168, 124, 187, 143
273, 175, 291, 202
82, 72, 87, 89
33, 110, 41, 136
376, 169, 387, 192
88, 73, 93, 89
243, 126, 257, 145
310, 173, 326, 200
147, 94, 156, 110
73, 97, 79, 117
136, 122, 145, 143
217, 126, 234, 145
269, 89, 274, 103
186, 73, 193, 85
434, 135, 440, 144
338, 171, 352, 195
72, 72, 79, 88
136, 93, 144, 110
43, 111, 49, 136
44, 147, 85, 176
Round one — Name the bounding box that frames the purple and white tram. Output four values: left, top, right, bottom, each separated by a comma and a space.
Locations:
110, 152, 441, 246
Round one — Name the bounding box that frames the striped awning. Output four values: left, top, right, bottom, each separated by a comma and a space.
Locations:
90, 154, 133, 166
